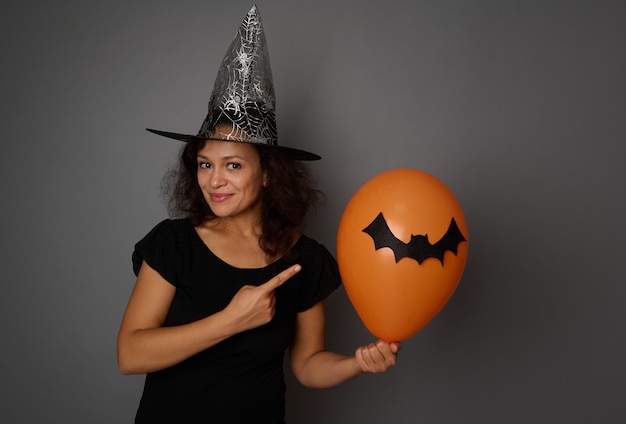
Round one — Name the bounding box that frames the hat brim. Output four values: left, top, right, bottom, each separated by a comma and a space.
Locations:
146, 128, 321, 161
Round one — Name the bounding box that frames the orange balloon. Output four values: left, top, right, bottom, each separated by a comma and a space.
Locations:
336, 168, 468, 342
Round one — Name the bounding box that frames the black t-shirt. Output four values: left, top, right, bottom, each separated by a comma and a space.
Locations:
131, 219, 341, 423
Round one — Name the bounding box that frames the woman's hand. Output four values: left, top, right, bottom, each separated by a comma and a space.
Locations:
355, 340, 401, 374
224, 264, 301, 332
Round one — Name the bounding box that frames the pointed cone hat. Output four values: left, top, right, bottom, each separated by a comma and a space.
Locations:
147, 5, 320, 161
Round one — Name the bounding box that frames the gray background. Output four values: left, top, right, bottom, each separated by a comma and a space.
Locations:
2, 0, 625, 422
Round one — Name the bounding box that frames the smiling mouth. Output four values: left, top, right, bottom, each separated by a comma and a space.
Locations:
209, 193, 232, 202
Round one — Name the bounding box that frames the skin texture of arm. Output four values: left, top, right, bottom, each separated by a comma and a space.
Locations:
117, 261, 301, 374
289, 301, 400, 389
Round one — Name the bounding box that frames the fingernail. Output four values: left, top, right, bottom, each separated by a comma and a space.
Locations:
294, 265, 301, 273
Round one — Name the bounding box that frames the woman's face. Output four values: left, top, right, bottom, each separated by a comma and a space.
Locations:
196, 138, 266, 221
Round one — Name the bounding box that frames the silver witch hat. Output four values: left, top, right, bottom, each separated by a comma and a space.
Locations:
147, 5, 320, 161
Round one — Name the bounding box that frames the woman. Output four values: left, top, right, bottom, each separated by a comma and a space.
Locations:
118, 6, 399, 423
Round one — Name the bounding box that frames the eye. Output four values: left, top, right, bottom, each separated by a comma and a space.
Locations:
198, 162, 211, 169
227, 162, 241, 170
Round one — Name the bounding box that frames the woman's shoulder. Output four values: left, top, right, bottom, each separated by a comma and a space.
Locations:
290, 235, 342, 311
143, 217, 191, 234
293, 235, 335, 262
132, 218, 195, 279
292, 234, 319, 252
134, 218, 196, 251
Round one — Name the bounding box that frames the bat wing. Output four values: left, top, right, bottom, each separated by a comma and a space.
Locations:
433, 218, 466, 259
362, 212, 411, 262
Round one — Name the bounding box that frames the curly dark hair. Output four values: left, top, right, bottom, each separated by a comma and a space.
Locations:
162, 140, 323, 259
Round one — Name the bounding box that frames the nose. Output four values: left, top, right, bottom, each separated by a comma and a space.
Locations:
209, 168, 227, 188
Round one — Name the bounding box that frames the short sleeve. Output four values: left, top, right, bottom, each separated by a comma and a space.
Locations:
132, 219, 184, 286
296, 241, 342, 312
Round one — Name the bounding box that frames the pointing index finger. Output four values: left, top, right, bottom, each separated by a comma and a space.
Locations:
262, 264, 301, 291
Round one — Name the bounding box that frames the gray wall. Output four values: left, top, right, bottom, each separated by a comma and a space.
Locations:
2, 1, 625, 422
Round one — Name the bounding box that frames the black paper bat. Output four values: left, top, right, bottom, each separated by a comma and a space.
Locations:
362, 212, 466, 265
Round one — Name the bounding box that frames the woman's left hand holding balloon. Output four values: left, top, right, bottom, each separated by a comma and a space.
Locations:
355, 340, 401, 374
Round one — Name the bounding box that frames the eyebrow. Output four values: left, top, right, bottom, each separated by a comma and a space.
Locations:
196, 154, 246, 161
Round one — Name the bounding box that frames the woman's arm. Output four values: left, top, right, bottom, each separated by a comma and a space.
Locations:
289, 301, 400, 389
117, 261, 236, 374
117, 261, 301, 375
